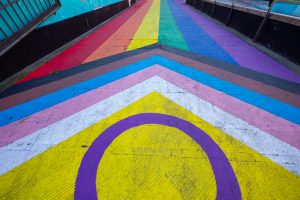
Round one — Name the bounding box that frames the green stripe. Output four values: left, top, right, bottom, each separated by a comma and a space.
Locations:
159, 0, 189, 50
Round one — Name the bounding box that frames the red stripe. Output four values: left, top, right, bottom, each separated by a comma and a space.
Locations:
18, 0, 146, 84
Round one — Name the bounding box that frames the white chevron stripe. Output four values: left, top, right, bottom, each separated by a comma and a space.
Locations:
0, 76, 299, 175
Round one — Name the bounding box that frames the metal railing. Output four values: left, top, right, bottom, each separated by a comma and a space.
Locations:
187, 0, 300, 40
0, 0, 61, 56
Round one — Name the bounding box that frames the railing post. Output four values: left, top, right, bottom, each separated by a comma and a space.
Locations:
210, 0, 216, 16
253, 1, 275, 42
225, 0, 235, 26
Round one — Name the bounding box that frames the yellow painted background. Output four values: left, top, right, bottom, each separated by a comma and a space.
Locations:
0, 92, 299, 199
97, 125, 216, 199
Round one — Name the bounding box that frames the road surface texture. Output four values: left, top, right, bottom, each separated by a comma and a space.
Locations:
0, 0, 300, 199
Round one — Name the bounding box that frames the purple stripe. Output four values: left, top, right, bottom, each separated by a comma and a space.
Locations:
75, 113, 241, 200
176, 0, 300, 83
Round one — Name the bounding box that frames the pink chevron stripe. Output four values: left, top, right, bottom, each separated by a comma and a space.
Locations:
0, 66, 158, 147
160, 69, 300, 149
1, 65, 299, 149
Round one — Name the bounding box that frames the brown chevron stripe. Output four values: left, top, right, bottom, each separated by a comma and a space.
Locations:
1, 49, 299, 110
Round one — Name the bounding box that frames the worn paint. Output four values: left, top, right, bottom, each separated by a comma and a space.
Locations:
159, 0, 189, 50
0, 92, 299, 199
1, 0, 300, 199
127, 0, 160, 50
83, 0, 152, 62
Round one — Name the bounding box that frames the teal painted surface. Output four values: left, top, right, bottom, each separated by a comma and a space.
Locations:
39, 0, 122, 27
0, 0, 122, 40
272, 2, 300, 17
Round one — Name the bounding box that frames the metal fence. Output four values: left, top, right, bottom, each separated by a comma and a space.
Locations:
187, 0, 300, 16
0, 0, 61, 56
187, 0, 300, 40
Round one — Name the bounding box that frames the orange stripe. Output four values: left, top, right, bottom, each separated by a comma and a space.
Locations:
17, 0, 146, 84
84, 0, 153, 62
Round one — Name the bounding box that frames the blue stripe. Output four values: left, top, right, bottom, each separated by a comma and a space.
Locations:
0, 58, 155, 126
1, 56, 300, 126
167, 0, 237, 65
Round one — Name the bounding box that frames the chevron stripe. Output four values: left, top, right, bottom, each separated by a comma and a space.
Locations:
1, 76, 300, 176
1, 0, 300, 197
2, 48, 300, 110
1, 92, 299, 199
1, 56, 300, 127
1, 65, 300, 150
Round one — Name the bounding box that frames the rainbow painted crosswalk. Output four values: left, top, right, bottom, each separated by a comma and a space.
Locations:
0, 0, 300, 199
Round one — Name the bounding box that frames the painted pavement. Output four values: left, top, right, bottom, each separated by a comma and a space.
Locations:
0, 0, 300, 199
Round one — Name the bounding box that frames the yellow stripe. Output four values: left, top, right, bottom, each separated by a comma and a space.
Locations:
0, 92, 299, 199
127, 0, 160, 50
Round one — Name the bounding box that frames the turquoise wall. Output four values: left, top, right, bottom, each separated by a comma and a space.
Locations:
272, 2, 300, 17
0, 0, 49, 39
0, 0, 122, 40
39, 0, 122, 27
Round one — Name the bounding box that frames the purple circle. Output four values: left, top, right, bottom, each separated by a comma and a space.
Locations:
75, 113, 241, 200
